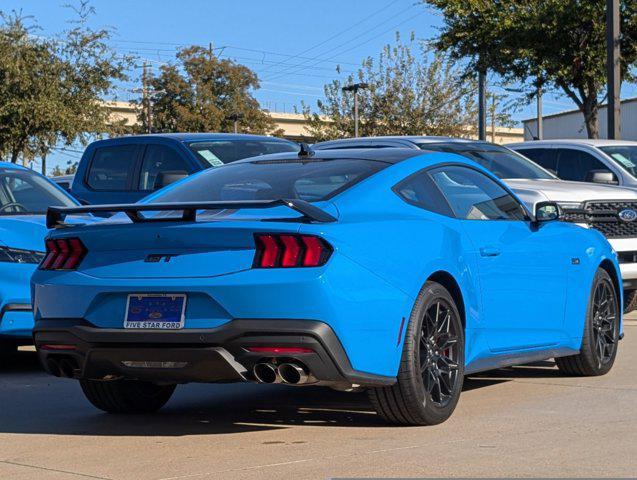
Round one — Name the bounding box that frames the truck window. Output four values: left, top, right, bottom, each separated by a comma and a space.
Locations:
187, 139, 299, 166
555, 148, 612, 182
139, 144, 189, 191
87, 145, 138, 191
517, 148, 558, 173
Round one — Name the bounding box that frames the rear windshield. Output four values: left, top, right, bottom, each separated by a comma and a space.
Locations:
417, 143, 555, 180
149, 158, 387, 203
188, 139, 300, 167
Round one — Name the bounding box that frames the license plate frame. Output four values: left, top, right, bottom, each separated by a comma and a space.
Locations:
124, 293, 187, 330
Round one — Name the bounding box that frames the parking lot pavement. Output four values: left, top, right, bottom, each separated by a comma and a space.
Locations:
1, 322, 636, 480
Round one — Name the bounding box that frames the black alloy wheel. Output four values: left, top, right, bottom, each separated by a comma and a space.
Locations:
420, 300, 460, 408
556, 268, 619, 376
369, 281, 465, 425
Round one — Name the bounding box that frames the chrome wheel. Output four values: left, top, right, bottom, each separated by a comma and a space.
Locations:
591, 278, 618, 368
419, 300, 460, 407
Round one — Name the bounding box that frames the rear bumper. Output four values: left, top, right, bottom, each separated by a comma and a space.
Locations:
33, 318, 395, 387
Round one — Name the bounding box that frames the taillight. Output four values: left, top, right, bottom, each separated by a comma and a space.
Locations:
254, 233, 332, 268
39, 237, 87, 270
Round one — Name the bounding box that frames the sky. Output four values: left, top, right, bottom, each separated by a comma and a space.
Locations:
1, 0, 631, 173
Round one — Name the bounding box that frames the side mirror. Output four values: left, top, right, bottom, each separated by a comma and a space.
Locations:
586, 170, 618, 185
534, 201, 561, 223
153, 170, 188, 190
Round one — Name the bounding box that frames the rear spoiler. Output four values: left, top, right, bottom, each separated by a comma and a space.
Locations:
47, 199, 337, 229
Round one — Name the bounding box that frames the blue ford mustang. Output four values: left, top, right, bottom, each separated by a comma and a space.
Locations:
31, 148, 621, 425
0, 162, 79, 353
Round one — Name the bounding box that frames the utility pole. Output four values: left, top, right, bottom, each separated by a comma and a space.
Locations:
490, 94, 496, 143
478, 71, 487, 141
142, 62, 152, 134
342, 82, 369, 137
536, 84, 543, 140
607, 0, 621, 139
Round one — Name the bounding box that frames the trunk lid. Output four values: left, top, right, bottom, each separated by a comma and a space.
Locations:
48, 201, 337, 279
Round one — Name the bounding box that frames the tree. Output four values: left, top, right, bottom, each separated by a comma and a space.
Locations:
0, 2, 131, 172
302, 34, 477, 141
138, 46, 280, 135
424, 0, 637, 139
0, 15, 62, 165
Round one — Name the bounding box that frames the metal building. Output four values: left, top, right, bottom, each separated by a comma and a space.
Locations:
523, 97, 637, 140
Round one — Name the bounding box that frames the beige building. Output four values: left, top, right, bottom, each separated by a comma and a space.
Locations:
106, 101, 523, 144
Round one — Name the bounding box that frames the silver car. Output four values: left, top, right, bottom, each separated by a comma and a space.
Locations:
314, 136, 637, 312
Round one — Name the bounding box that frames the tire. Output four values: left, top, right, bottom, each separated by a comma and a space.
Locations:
556, 268, 619, 376
80, 379, 176, 414
623, 289, 637, 314
369, 281, 464, 426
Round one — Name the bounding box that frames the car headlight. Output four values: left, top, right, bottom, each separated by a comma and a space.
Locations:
0, 246, 45, 264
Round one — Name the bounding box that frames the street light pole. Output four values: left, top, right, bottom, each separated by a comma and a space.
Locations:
226, 113, 244, 133
342, 83, 369, 137
607, 0, 621, 139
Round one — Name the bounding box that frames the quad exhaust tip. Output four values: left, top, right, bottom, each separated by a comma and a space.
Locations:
278, 363, 309, 385
46, 357, 79, 378
252, 362, 280, 384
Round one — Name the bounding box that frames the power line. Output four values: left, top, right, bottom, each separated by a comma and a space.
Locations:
263, 4, 420, 82
256, 0, 401, 77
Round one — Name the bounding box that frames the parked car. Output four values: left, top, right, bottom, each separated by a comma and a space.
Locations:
50, 174, 74, 193
314, 136, 637, 312
507, 139, 637, 188
0, 162, 81, 354
33, 147, 621, 425
70, 133, 300, 205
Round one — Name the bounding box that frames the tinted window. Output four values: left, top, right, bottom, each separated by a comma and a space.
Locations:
394, 171, 453, 216
139, 144, 189, 191
417, 143, 554, 180
599, 145, 637, 177
0, 169, 75, 215
87, 145, 138, 190
517, 148, 558, 172
556, 148, 612, 182
150, 158, 387, 204
429, 166, 527, 220
188, 139, 299, 166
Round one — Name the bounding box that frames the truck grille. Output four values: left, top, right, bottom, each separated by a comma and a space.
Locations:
562, 201, 637, 239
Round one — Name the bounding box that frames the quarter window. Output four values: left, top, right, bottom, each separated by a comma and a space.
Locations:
429, 166, 527, 221
394, 171, 453, 216
87, 145, 138, 191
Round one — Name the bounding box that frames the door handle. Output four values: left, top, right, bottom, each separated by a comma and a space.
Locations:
479, 246, 501, 257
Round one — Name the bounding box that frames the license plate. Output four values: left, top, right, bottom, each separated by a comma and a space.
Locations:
124, 294, 186, 329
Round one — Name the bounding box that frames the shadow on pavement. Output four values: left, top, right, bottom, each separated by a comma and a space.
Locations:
0, 352, 566, 436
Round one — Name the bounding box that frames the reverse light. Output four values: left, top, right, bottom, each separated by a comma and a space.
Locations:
40, 237, 87, 270
246, 346, 314, 354
254, 233, 332, 268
